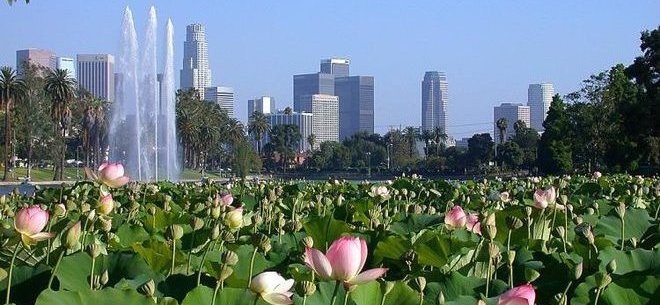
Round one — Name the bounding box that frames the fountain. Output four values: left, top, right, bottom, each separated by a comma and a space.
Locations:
108, 6, 180, 181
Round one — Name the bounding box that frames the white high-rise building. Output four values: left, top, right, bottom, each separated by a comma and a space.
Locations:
53, 56, 76, 80
248, 96, 276, 118
181, 24, 212, 99
267, 111, 313, 152
77, 54, 115, 102
310, 94, 339, 148
493, 103, 530, 144
205, 86, 234, 117
421, 71, 448, 132
527, 83, 554, 132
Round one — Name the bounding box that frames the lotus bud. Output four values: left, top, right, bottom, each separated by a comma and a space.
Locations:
488, 242, 500, 259
482, 213, 497, 240
566, 204, 573, 213
100, 270, 109, 285
411, 276, 425, 293
210, 224, 220, 240
191, 217, 204, 231
595, 271, 612, 289
506, 216, 523, 230
438, 291, 445, 305
507, 250, 516, 265
86, 209, 96, 222
218, 265, 234, 281
54, 204, 67, 217
428, 206, 437, 214
65, 221, 82, 250
409, 191, 417, 199
554, 226, 566, 239
573, 262, 583, 280
560, 195, 568, 205
586, 207, 595, 215
525, 206, 533, 217
98, 216, 112, 232
302, 236, 314, 248
211, 206, 222, 219
630, 237, 638, 248
89, 244, 102, 258
167, 224, 184, 241
296, 280, 317, 297
221, 250, 239, 266
138, 279, 156, 297
573, 216, 583, 225
524, 268, 540, 282
606, 260, 617, 274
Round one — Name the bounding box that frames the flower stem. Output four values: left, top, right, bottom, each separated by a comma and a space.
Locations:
5, 243, 21, 305
48, 250, 65, 290
187, 230, 197, 274
620, 218, 625, 250
247, 247, 258, 288
594, 288, 602, 305
197, 239, 219, 286
303, 295, 308, 305
170, 239, 177, 276
90, 256, 96, 289
559, 281, 572, 305
330, 280, 340, 305
485, 257, 492, 297
211, 281, 220, 305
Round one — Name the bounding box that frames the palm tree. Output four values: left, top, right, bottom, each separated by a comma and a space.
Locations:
513, 120, 527, 136
307, 133, 316, 151
0, 67, 25, 181
226, 118, 245, 146
496, 117, 508, 144
420, 129, 433, 157
403, 126, 418, 157
44, 68, 76, 181
248, 111, 269, 155
283, 107, 293, 115
432, 126, 448, 156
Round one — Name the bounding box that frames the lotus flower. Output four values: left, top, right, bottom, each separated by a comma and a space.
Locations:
497, 283, 536, 305
249, 271, 294, 305
97, 162, 130, 188
304, 236, 387, 287
14, 206, 54, 247
466, 213, 482, 235
593, 171, 602, 179
533, 187, 556, 209
221, 193, 233, 206
500, 192, 511, 203
224, 207, 243, 229
444, 206, 467, 229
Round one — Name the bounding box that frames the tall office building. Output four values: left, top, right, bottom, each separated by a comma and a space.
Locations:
53, 56, 76, 79
335, 76, 374, 139
77, 54, 115, 102
293, 73, 335, 112
309, 94, 339, 147
320, 58, 350, 77
205, 86, 234, 117
181, 23, 212, 99
267, 111, 313, 152
248, 96, 275, 118
421, 71, 448, 132
493, 103, 530, 144
527, 83, 555, 132
16, 48, 55, 75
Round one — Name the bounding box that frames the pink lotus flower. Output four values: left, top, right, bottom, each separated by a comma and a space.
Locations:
14, 206, 54, 247
221, 193, 233, 206
304, 236, 387, 287
97, 194, 114, 215
497, 283, 536, 305
444, 206, 467, 229
98, 162, 130, 188
466, 213, 482, 235
249, 271, 294, 305
533, 187, 556, 209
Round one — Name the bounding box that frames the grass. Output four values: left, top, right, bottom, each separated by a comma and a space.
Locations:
0, 167, 228, 183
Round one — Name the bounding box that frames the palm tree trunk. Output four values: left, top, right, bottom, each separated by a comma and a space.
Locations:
59, 128, 65, 181
3, 99, 11, 181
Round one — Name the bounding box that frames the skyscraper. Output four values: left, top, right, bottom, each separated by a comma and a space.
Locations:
16, 48, 55, 75
180, 23, 212, 99
527, 83, 555, 131
248, 96, 275, 118
493, 103, 530, 144
204, 86, 234, 117
310, 94, 339, 147
53, 56, 76, 79
77, 54, 115, 102
320, 58, 350, 77
293, 73, 335, 112
335, 76, 374, 139
421, 71, 448, 132
266, 111, 314, 152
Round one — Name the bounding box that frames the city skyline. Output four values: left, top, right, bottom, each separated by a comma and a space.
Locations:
2, 1, 658, 138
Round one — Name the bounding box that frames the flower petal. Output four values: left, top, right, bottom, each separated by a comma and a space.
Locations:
272, 279, 294, 294
107, 176, 130, 188
262, 292, 293, 305
358, 237, 368, 273
326, 236, 363, 280
304, 247, 333, 279
497, 296, 530, 305
347, 268, 388, 285
30, 232, 55, 241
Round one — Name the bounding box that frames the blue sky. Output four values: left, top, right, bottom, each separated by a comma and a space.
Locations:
1, 1, 658, 138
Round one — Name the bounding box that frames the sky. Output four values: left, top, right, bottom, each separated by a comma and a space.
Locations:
1, 1, 658, 138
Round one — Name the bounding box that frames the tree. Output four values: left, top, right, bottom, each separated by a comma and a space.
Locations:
266, 124, 301, 171
497, 141, 524, 171
232, 139, 261, 178
403, 126, 418, 158
0, 67, 25, 181
496, 117, 508, 144
420, 129, 433, 157
538, 95, 573, 174
511, 123, 539, 171
467, 133, 494, 170
248, 111, 269, 155
307, 134, 316, 151
44, 68, 76, 180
